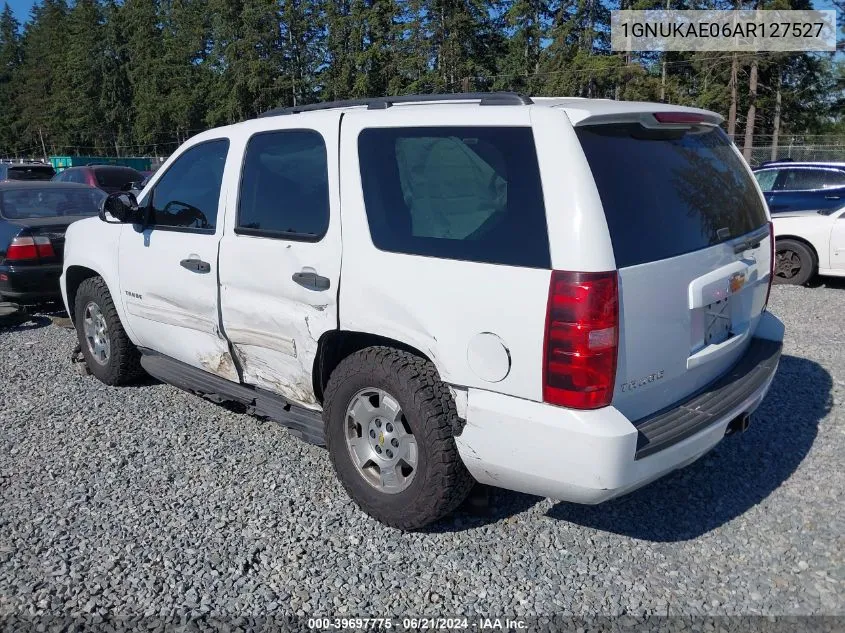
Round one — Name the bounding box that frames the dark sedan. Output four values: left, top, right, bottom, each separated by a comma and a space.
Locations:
753, 161, 845, 214
0, 182, 105, 303
53, 165, 145, 194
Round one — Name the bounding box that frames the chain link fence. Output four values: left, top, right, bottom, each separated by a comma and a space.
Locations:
745, 145, 845, 167
732, 135, 845, 167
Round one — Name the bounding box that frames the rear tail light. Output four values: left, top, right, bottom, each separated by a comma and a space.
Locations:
6, 235, 55, 262
543, 271, 619, 410
764, 221, 774, 309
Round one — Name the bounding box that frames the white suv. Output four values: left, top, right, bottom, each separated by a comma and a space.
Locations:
60, 93, 784, 530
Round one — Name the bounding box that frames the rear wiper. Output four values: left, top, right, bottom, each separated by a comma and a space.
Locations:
732, 226, 769, 254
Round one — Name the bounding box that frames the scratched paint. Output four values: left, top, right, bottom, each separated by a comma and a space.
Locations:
233, 343, 320, 409
198, 351, 239, 382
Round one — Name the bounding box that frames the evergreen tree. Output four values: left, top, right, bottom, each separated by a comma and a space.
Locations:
17, 0, 69, 156
59, 0, 105, 152
495, 0, 550, 93
0, 0, 838, 159
0, 3, 22, 155
99, 0, 132, 156
121, 0, 169, 152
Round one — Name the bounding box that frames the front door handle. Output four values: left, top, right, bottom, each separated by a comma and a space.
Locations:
180, 257, 211, 274
825, 195, 841, 200
292, 270, 330, 291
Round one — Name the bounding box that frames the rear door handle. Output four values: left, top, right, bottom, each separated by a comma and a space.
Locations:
180, 257, 211, 274
292, 270, 330, 291
825, 195, 841, 200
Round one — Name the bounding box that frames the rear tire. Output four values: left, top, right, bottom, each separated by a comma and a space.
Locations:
774, 238, 815, 286
323, 347, 474, 530
74, 277, 144, 385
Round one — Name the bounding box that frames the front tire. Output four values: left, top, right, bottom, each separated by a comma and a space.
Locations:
774, 238, 816, 286
323, 347, 474, 530
74, 277, 143, 385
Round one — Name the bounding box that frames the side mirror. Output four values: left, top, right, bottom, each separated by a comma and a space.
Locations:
100, 191, 141, 225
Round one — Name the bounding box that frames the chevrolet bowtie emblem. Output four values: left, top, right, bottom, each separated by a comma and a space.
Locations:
729, 271, 746, 294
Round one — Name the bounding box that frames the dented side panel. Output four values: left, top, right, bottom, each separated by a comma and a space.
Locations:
217, 112, 343, 409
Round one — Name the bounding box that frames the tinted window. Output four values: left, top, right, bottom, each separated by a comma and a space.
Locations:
62, 169, 86, 184
358, 127, 550, 268
778, 168, 845, 191
754, 169, 779, 191
576, 124, 768, 268
150, 140, 229, 231
237, 130, 329, 238
0, 187, 105, 219
7, 165, 55, 181
95, 167, 143, 190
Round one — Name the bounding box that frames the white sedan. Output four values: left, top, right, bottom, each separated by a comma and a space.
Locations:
772, 205, 845, 285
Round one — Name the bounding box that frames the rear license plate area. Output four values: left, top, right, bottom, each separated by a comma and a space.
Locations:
704, 298, 732, 346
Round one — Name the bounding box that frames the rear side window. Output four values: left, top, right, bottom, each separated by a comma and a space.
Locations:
7, 165, 55, 181
237, 130, 330, 239
95, 167, 143, 189
777, 168, 845, 191
576, 124, 768, 268
358, 126, 550, 268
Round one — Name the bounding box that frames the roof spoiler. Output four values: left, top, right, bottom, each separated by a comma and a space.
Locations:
573, 110, 723, 128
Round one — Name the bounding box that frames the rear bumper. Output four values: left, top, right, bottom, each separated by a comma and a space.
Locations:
0, 263, 63, 302
455, 313, 784, 504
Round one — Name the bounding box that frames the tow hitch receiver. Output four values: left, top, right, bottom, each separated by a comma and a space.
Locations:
725, 413, 751, 436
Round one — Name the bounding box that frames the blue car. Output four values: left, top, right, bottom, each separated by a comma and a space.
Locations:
753, 161, 845, 214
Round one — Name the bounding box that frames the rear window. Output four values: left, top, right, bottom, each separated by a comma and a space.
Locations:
94, 167, 143, 189
358, 126, 550, 268
576, 124, 768, 268
7, 165, 56, 181
0, 188, 106, 219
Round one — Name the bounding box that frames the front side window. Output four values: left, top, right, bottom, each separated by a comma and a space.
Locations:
150, 139, 229, 231
753, 169, 779, 192
237, 130, 330, 239
358, 126, 550, 268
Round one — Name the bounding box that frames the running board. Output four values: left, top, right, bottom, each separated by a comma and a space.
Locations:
138, 349, 325, 446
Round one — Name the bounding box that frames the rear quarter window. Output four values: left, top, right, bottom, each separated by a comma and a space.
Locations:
95, 167, 143, 189
358, 126, 550, 269
576, 124, 768, 268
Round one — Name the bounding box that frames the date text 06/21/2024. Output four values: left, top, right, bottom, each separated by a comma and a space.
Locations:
307, 617, 528, 630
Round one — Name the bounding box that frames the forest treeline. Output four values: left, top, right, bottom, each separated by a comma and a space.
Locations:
0, 0, 842, 158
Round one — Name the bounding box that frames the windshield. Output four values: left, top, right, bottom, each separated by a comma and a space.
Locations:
6, 165, 56, 181
0, 187, 106, 219
577, 124, 768, 268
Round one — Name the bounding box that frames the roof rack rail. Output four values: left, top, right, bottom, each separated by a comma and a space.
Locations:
259, 92, 533, 118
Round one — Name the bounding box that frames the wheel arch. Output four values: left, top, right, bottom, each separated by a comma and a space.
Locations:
312, 330, 437, 405
775, 234, 820, 268
64, 265, 102, 325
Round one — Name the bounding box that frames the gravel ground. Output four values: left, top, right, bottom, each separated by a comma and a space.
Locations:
1, 284, 843, 623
